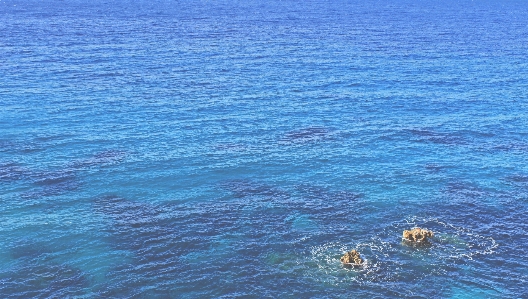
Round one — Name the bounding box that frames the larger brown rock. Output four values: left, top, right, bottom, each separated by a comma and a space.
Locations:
402, 227, 434, 243
340, 250, 363, 265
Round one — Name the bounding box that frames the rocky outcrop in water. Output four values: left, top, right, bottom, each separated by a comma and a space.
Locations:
402, 227, 434, 243
340, 250, 363, 266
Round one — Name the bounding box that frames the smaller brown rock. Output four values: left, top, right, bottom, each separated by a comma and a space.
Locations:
402, 227, 434, 243
340, 249, 364, 265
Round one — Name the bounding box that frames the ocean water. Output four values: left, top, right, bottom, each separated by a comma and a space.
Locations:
1, 0, 528, 297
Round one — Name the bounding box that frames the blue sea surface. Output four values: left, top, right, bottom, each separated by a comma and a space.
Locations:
1, 0, 528, 297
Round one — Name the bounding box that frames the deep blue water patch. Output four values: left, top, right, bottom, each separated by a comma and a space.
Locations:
1, 0, 528, 297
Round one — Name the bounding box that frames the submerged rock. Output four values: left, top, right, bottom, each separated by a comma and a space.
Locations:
402, 227, 434, 243
340, 249, 363, 266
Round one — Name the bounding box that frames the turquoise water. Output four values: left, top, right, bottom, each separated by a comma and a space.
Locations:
1, 0, 528, 297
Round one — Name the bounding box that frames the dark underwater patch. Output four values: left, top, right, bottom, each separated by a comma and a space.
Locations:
218, 180, 365, 250
0, 162, 31, 182
90, 195, 256, 296
33, 170, 76, 186
93, 191, 302, 279
0, 262, 89, 298
424, 163, 448, 172
280, 127, 331, 144
71, 150, 127, 169
219, 179, 290, 199
33, 134, 72, 143
16, 149, 127, 200
491, 142, 528, 153
503, 174, 528, 186
93, 195, 163, 235
408, 128, 465, 145
92, 196, 189, 288
219, 180, 362, 232
9, 240, 53, 260
92, 195, 214, 260
22, 169, 80, 199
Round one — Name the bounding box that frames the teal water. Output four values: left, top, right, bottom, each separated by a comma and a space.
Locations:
1, 0, 528, 297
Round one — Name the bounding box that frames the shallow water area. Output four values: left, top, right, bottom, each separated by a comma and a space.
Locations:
1, 0, 528, 297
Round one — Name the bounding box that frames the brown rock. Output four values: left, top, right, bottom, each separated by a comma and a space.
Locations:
402, 227, 434, 243
340, 249, 363, 265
